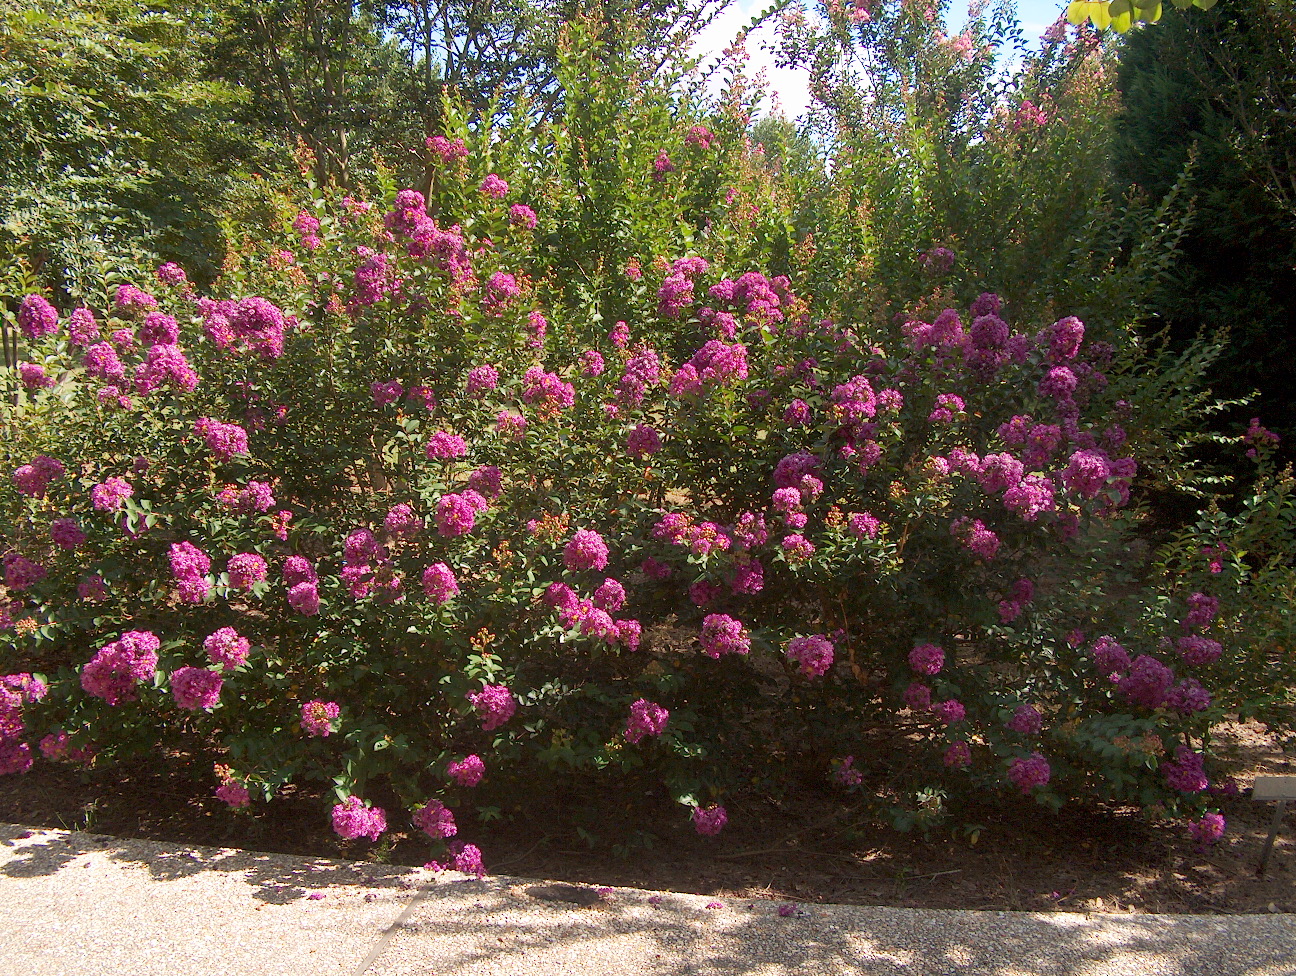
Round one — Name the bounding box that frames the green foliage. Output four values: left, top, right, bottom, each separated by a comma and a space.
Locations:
1066, 0, 1216, 34
0, 0, 254, 287
1113, 0, 1296, 449
768, 0, 1193, 345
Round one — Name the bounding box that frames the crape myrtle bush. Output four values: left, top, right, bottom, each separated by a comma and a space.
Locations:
0, 110, 1281, 860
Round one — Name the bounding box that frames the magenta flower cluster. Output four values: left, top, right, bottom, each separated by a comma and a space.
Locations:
332, 796, 386, 841
170, 542, 212, 603
194, 418, 249, 461
13, 455, 65, 497
625, 699, 669, 744
1008, 753, 1051, 794
301, 700, 340, 737
564, 529, 610, 571
693, 804, 728, 836
171, 667, 223, 710
786, 634, 834, 678
700, 614, 750, 658
448, 754, 485, 787
422, 563, 459, 604
908, 643, 944, 676
467, 684, 516, 731
81, 631, 159, 705
413, 799, 457, 839
204, 627, 251, 669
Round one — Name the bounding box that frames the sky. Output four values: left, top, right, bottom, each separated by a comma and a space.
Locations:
691, 0, 1071, 119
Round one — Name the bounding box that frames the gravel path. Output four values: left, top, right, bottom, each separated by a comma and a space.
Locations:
1, 823, 1292, 975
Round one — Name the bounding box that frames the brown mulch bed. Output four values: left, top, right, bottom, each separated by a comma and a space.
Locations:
1, 719, 1293, 915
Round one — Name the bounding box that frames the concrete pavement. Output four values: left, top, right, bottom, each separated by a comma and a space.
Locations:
1, 822, 1293, 975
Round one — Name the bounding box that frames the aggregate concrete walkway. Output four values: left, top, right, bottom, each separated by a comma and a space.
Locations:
1, 822, 1292, 976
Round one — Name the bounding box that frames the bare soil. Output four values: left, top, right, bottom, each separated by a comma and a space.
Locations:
3, 719, 1294, 914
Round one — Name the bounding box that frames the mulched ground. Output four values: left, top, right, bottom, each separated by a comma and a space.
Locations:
2, 720, 1293, 914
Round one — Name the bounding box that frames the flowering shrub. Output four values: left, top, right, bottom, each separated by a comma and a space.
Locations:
0, 53, 1279, 857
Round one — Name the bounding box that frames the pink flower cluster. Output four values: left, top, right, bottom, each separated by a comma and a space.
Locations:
835, 755, 864, 786
1176, 635, 1222, 666
1188, 813, 1226, 848
448, 754, 485, 787
384, 190, 473, 282
950, 517, 999, 560
468, 466, 503, 499
693, 804, 727, 836
427, 135, 468, 164
671, 340, 749, 394
625, 699, 669, 744
627, 425, 662, 459
685, 125, 715, 149
1008, 753, 1051, 794
422, 563, 459, 604
81, 631, 160, 705
919, 246, 955, 274
786, 634, 834, 678
904, 683, 932, 712
510, 204, 538, 229
465, 364, 499, 397
114, 284, 158, 315
657, 257, 708, 317
18, 294, 59, 340
467, 684, 516, 731
1118, 655, 1175, 708
1012, 99, 1049, 130
944, 741, 972, 768
521, 366, 575, 414
134, 343, 200, 393
169, 541, 212, 603
200, 296, 289, 359
372, 379, 403, 406
301, 700, 339, 737
413, 799, 458, 838
205, 627, 251, 669
928, 394, 964, 423
908, 643, 944, 676
1006, 704, 1043, 735
0, 674, 48, 775
215, 777, 251, 809
332, 796, 386, 841
1243, 417, 1280, 458
227, 552, 268, 590
564, 529, 610, 571
437, 492, 486, 537
171, 666, 223, 710
218, 481, 276, 514
4, 554, 47, 592
998, 578, 1034, 623
68, 307, 99, 345
49, 519, 84, 550
285, 556, 320, 616
1162, 745, 1208, 793
700, 614, 750, 658
13, 455, 65, 497
19, 363, 54, 390
480, 174, 509, 198
194, 418, 249, 461
425, 431, 469, 460
39, 730, 94, 766
91, 476, 133, 512
1182, 592, 1218, 632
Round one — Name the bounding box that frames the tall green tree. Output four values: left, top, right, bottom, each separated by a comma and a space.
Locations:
0, 0, 248, 288
1114, 0, 1296, 446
